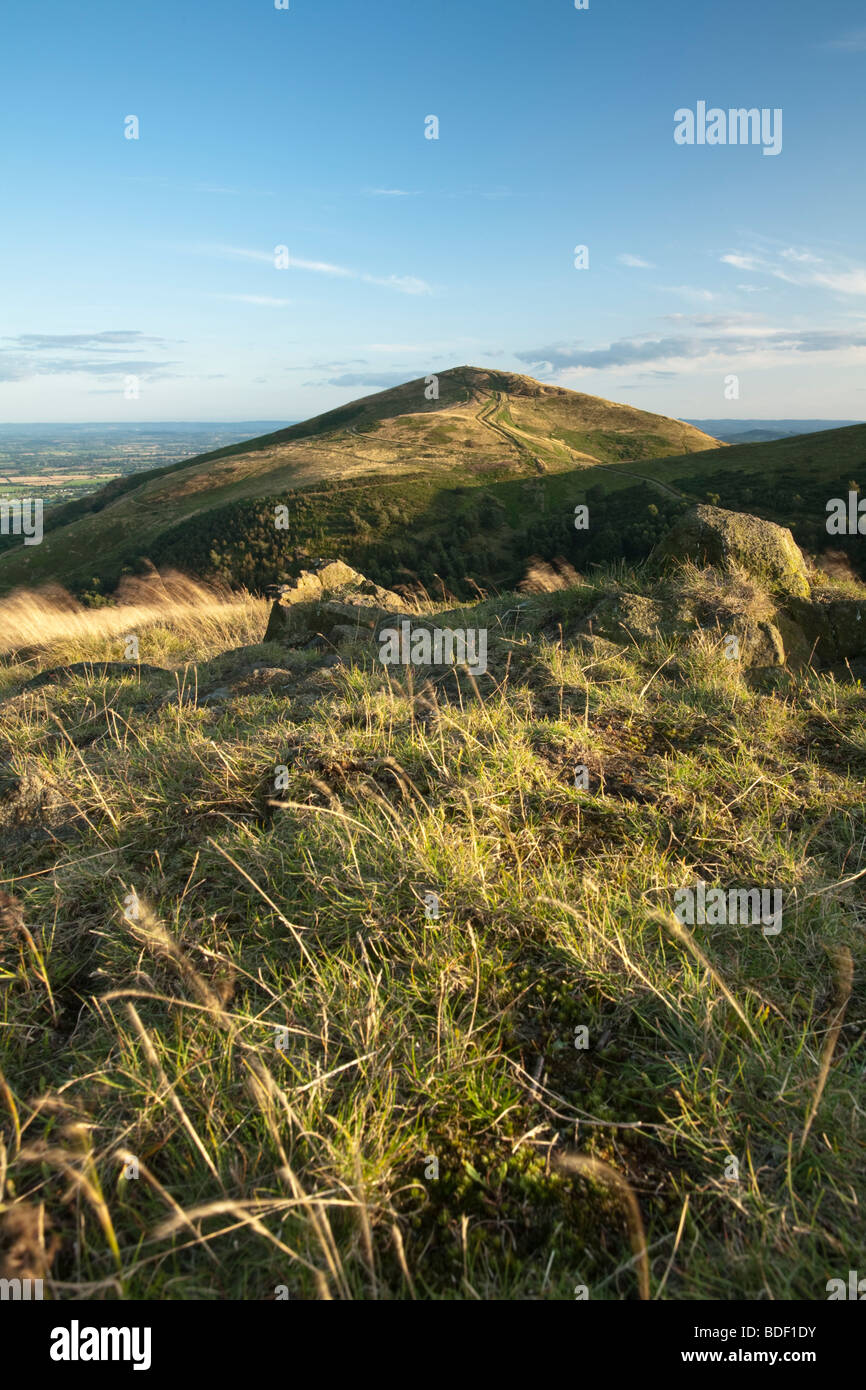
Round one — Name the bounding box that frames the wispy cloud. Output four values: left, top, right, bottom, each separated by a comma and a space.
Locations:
363, 186, 513, 200
192, 243, 432, 295
721, 253, 760, 271
215, 294, 292, 307
618, 253, 655, 269
662, 285, 716, 303
123, 176, 274, 197
0, 330, 178, 384
282, 359, 369, 372
308, 370, 427, 390
2, 331, 168, 350
808, 269, 866, 296
0, 356, 180, 384
662, 312, 760, 329
722, 245, 866, 297
517, 326, 866, 373
821, 28, 866, 51
371, 275, 432, 295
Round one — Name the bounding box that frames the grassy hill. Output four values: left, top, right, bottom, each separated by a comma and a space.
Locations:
3, 370, 863, 607
43, 418, 866, 602
0, 367, 720, 597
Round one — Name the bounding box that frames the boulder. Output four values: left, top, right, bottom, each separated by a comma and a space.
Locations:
655, 505, 810, 599
726, 619, 786, 668
691, 615, 805, 669
785, 595, 866, 664
263, 561, 407, 645
578, 590, 810, 669
578, 592, 692, 646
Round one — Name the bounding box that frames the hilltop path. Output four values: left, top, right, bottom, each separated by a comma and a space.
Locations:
476, 390, 689, 498
477, 392, 546, 471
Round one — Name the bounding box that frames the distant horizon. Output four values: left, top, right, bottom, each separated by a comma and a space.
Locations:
0, 414, 862, 428
0, 419, 291, 428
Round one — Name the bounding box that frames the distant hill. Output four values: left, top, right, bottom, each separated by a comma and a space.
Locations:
0, 367, 720, 596
3, 374, 865, 598
685, 418, 862, 444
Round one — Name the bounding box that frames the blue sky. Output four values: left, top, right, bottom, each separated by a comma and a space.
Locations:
1, 0, 865, 422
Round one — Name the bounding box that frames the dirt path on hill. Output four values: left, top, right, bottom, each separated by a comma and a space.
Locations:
475, 393, 691, 498
476, 393, 546, 472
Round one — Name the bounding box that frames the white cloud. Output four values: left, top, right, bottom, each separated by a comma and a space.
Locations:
216, 294, 293, 307
367, 274, 431, 295
517, 325, 866, 374
722, 245, 866, 298
663, 313, 760, 329
618, 253, 655, 269
662, 285, 716, 303
810, 269, 866, 297
195, 243, 272, 263
191, 244, 432, 294
781, 247, 823, 264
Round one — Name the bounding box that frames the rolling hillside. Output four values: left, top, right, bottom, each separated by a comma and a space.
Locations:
0, 367, 719, 596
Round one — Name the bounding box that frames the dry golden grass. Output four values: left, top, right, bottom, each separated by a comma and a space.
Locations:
0, 570, 264, 660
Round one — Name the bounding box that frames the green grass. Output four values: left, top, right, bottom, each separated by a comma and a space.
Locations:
0, 562, 863, 1300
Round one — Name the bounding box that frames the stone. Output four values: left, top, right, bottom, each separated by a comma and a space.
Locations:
772, 612, 812, 669
732, 619, 786, 667
785, 595, 866, 664
264, 562, 407, 645
578, 592, 692, 645
655, 505, 811, 599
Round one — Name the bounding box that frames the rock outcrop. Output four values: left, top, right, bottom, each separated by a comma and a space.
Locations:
579, 592, 693, 646
578, 590, 798, 668
263, 560, 409, 646
655, 505, 811, 599
259, 541, 866, 679
785, 595, 866, 665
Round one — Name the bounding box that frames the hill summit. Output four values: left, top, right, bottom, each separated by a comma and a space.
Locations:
0, 368, 720, 596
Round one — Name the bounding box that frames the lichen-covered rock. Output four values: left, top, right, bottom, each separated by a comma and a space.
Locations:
578, 592, 692, 645
729, 619, 786, 667
578, 589, 810, 669
656, 505, 810, 599
264, 561, 407, 644
827, 599, 866, 658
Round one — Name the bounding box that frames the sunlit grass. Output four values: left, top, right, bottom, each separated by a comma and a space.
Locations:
0, 564, 863, 1300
